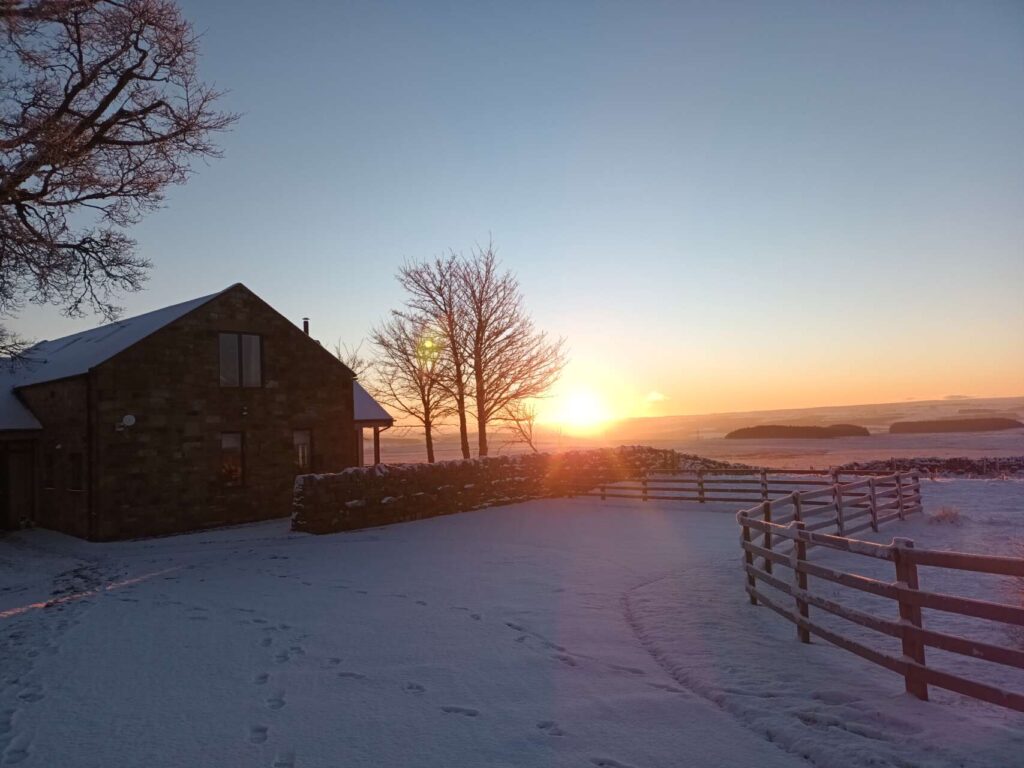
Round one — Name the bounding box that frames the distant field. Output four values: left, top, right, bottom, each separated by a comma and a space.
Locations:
889, 417, 1024, 434
371, 395, 1024, 468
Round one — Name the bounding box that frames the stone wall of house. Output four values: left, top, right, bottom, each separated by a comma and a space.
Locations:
292, 446, 719, 535
87, 285, 357, 540
18, 378, 91, 538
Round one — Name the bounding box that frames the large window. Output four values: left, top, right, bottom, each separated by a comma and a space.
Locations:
220, 432, 244, 486
293, 430, 312, 472
219, 333, 262, 387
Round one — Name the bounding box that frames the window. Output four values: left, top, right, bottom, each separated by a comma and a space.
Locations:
293, 430, 311, 472
69, 452, 84, 491
43, 453, 55, 489
219, 333, 262, 387
220, 433, 244, 486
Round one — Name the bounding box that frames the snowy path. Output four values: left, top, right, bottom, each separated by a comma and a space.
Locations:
0, 480, 1022, 767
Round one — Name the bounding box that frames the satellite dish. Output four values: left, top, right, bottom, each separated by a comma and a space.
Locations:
121, 414, 136, 427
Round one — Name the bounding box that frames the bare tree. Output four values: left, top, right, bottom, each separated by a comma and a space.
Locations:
333, 339, 371, 379
397, 253, 473, 459
500, 400, 540, 454
369, 312, 452, 464
0, 0, 237, 355
457, 244, 566, 457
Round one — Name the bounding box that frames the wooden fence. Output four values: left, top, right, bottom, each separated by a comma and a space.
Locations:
737, 474, 1024, 713
579, 467, 919, 514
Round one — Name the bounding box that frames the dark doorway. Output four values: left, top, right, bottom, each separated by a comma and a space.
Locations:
1, 442, 34, 531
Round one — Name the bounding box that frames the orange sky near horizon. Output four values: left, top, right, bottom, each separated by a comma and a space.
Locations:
536, 354, 1024, 435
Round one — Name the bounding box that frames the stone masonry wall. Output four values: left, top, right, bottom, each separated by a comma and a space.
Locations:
88, 285, 357, 539
292, 446, 735, 535
17, 378, 91, 538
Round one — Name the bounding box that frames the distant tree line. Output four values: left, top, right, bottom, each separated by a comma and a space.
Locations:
344, 243, 566, 462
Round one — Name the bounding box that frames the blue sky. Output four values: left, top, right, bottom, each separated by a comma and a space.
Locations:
12, 1, 1024, 415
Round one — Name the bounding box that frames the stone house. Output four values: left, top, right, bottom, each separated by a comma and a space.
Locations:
0, 284, 392, 540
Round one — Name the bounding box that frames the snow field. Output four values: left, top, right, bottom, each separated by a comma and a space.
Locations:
0, 479, 1021, 767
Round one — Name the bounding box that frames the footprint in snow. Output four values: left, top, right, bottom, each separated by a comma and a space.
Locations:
253, 673, 269, 685
260, 637, 273, 647
18, 687, 44, 703
248, 725, 268, 744
469, 613, 481, 621
537, 720, 565, 736
274, 651, 290, 664
415, 600, 427, 606
647, 682, 683, 694
337, 671, 366, 680
4, 748, 29, 765
403, 682, 425, 694
591, 759, 636, 768
266, 693, 286, 710
441, 706, 479, 717
325, 658, 342, 667
609, 664, 645, 676
272, 751, 295, 768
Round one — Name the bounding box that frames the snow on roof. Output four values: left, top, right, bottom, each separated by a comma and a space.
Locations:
354, 381, 393, 425
0, 287, 230, 431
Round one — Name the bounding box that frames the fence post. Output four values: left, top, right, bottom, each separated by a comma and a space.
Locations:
792, 491, 803, 524
741, 516, 757, 605
911, 471, 921, 513
893, 537, 928, 701
642, 474, 648, 502
761, 501, 773, 575
600, 483, 605, 501
868, 478, 879, 532
833, 481, 845, 536
760, 468, 769, 502
792, 520, 810, 643
895, 474, 905, 520
698, 470, 705, 504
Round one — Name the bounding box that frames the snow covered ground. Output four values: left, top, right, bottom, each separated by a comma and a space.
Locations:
1, 480, 1022, 767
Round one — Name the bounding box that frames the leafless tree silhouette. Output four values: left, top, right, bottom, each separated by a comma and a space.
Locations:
397, 253, 473, 459
500, 400, 540, 453
0, 0, 237, 355
333, 339, 371, 379
369, 312, 453, 463
456, 244, 565, 456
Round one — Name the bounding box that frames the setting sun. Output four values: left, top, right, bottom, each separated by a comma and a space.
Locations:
548, 389, 614, 435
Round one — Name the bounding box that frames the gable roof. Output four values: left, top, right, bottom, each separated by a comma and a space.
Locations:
353, 381, 394, 426
0, 287, 231, 431
1, 284, 392, 432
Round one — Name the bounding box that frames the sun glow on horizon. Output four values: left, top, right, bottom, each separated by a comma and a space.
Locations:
543, 389, 615, 435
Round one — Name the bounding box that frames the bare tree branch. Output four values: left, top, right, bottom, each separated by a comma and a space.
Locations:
369, 312, 454, 464
456, 242, 566, 456
0, 0, 237, 347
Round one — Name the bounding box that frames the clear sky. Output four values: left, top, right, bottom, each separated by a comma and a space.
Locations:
11, 0, 1024, 423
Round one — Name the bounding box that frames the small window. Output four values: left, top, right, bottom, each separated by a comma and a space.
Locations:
43, 453, 55, 489
293, 430, 312, 472
219, 333, 262, 388
219, 333, 240, 386
220, 433, 244, 487
69, 452, 84, 491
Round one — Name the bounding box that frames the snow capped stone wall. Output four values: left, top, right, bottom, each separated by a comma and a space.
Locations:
291, 447, 735, 534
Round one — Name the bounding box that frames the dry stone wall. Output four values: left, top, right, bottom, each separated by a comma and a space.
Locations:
292, 446, 734, 535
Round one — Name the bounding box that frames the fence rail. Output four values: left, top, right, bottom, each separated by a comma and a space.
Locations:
578, 468, 920, 518
736, 474, 1024, 713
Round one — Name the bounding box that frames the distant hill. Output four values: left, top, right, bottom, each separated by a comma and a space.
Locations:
725, 424, 870, 440
889, 418, 1024, 434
